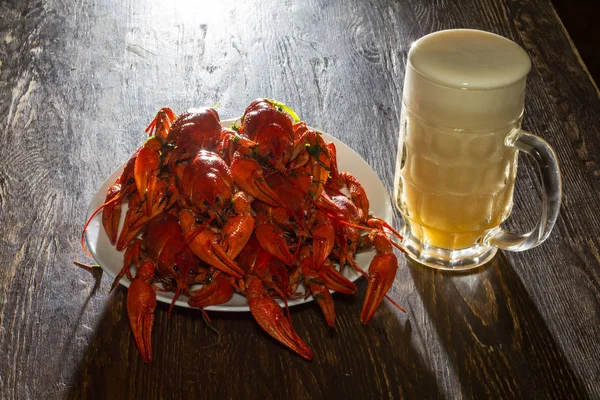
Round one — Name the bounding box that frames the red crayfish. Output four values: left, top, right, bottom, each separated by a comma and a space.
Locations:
82, 99, 406, 362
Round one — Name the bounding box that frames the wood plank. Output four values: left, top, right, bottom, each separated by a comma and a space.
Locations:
0, 0, 598, 398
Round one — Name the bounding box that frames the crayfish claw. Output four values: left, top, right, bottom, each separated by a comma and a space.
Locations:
134, 137, 162, 216
144, 107, 176, 139
126, 260, 157, 363
360, 250, 398, 325
230, 155, 281, 207
340, 172, 369, 222
321, 262, 357, 295
179, 210, 245, 278
221, 214, 254, 260
102, 185, 123, 245
307, 277, 336, 327
255, 224, 295, 266
188, 276, 234, 308
246, 278, 313, 360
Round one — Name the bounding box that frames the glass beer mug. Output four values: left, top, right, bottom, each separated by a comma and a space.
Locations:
394, 29, 562, 269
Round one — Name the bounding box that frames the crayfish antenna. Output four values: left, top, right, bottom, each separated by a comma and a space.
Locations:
80, 195, 121, 258
73, 261, 99, 270
200, 307, 211, 323
280, 290, 293, 328
167, 286, 182, 318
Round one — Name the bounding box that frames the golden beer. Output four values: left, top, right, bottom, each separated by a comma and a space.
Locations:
394, 109, 518, 250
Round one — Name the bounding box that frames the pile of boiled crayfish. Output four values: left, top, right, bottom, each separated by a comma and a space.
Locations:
82, 98, 406, 362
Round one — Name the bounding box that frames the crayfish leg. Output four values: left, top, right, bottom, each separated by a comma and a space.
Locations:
110, 239, 142, 292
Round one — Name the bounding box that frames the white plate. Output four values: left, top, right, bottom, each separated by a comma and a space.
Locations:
84, 119, 393, 311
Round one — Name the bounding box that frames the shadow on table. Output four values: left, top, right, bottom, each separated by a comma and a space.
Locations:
316, 278, 444, 400
66, 275, 443, 400
408, 252, 588, 399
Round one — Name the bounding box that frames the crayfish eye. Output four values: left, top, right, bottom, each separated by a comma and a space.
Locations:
272, 275, 279, 282
189, 269, 195, 275
173, 265, 179, 271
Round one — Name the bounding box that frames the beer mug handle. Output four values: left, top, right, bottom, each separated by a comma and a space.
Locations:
486, 131, 562, 251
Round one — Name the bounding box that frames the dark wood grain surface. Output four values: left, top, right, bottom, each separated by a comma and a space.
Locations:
0, 0, 599, 399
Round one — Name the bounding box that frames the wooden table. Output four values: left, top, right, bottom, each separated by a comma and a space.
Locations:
1, 0, 598, 398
